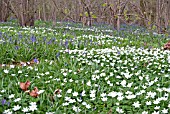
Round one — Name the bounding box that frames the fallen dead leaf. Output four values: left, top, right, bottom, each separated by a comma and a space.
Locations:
20, 81, 31, 91
29, 87, 39, 97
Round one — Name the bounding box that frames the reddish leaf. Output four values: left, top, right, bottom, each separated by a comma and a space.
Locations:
29, 87, 39, 97
20, 81, 31, 91
164, 41, 170, 50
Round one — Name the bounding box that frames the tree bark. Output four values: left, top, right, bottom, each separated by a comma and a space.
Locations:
0, 0, 10, 22
117, 0, 121, 31
163, 0, 169, 32
156, 0, 162, 33
9, 0, 36, 27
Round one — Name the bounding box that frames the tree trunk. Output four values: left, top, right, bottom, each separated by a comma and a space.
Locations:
164, 0, 169, 32
117, 0, 121, 31
156, 0, 162, 33
0, 0, 10, 22
0, 0, 3, 21
8, 0, 36, 27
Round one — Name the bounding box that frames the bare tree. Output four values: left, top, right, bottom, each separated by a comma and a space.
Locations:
155, 0, 170, 33
0, 0, 10, 22
8, 0, 39, 26
156, 0, 162, 33
0, 0, 169, 32
162, 0, 169, 33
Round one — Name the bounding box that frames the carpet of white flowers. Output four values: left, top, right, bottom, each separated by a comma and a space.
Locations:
0, 22, 170, 114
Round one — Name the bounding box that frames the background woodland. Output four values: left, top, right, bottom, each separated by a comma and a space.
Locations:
0, 0, 170, 33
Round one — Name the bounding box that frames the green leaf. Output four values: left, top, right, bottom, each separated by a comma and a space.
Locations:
102, 3, 107, 7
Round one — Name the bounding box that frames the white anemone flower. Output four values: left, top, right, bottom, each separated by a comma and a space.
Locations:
13, 105, 21, 111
